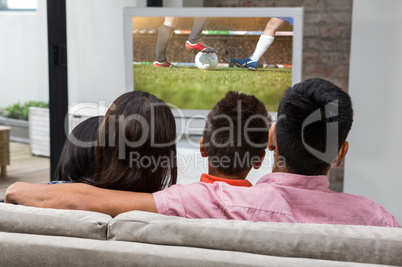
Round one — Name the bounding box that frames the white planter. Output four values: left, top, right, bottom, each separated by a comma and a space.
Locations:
29, 107, 50, 157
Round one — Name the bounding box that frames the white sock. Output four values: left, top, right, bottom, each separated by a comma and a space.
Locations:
250, 35, 274, 62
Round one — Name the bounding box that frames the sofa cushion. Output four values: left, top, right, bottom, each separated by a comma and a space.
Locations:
108, 211, 402, 266
0, 203, 112, 240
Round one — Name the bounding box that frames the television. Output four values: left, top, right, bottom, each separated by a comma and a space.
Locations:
123, 7, 304, 184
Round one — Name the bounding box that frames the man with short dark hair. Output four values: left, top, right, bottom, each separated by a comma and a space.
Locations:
5, 78, 399, 227
275, 78, 353, 175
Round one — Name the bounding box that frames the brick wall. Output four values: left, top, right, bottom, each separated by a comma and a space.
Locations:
203, 0, 353, 191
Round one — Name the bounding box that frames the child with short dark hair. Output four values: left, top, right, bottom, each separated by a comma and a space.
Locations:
199, 91, 271, 186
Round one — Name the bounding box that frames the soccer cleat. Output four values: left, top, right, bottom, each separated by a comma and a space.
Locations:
185, 41, 216, 52
153, 61, 176, 68
230, 58, 258, 70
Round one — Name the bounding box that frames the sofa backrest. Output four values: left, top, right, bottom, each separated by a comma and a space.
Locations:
108, 211, 402, 266
1, 204, 401, 265
1, 231, 380, 267
0, 203, 112, 240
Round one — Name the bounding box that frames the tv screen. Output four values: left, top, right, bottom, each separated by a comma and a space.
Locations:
124, 7, 303, 112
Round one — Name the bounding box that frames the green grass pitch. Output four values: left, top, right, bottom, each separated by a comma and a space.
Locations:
133, 65, 292, 112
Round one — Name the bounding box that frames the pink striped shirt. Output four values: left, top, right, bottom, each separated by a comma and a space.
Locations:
153, 172, 399, 227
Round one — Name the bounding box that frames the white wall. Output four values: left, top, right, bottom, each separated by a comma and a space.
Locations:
0, 0, 48, 108
66, 0, 146, 107
344, 0, 402, 224
0, 0, 147, 109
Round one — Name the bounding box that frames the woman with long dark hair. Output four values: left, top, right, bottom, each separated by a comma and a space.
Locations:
55, 91, 177, 193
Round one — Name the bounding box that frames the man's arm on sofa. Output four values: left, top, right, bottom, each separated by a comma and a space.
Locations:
4, 182, 157, 217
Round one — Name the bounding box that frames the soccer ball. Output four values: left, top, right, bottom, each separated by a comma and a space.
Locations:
195, 52, 218, 70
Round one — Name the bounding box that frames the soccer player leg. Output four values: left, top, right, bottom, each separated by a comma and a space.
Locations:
247, 18, 285, 68
185, 17, 215, 52
154, 17, 178, 67
231, 17, 284, 70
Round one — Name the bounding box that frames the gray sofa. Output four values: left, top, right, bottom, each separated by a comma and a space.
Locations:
0, 203, 401, 266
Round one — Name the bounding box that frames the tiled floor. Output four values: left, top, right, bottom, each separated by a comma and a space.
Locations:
0, 142, 50, 200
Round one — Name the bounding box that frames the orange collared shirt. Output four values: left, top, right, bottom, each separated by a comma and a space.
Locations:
200, 173, 253, 187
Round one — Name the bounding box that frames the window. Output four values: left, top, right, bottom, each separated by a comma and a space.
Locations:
0, 0, 37, 11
